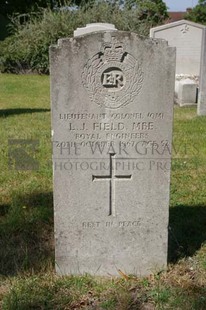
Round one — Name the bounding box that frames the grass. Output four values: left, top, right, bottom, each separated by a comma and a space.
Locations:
0, 74, 206, 309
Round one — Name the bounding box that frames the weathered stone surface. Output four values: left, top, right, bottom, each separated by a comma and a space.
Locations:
50, 30, 176, 276
150, 20, 206, 75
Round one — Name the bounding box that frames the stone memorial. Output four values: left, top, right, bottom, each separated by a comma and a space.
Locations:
74, 23, 117, 37
198, 28, 206, 116
175, 78, 197, 106
150, 20, 206, 75
50, 28, 175, 276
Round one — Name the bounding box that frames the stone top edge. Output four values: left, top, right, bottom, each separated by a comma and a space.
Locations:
73, 28, 118, 38
49, 31, 174, 51
150, 19, 206, 35
85, 22, 115, 27
73, 23, 117, 37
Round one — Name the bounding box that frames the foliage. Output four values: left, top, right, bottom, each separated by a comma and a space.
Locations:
199, 0, 206, 3
0, 0, 168, 74
0, 14, 10, 40
186, 0, 206, 24
0, 0, 167, 18
0, 0, 60, 17
126, 0, 168, 24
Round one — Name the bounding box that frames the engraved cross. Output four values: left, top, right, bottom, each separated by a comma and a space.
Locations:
92, 153, 132, 216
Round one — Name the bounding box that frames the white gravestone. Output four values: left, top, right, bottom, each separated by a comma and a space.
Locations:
198, 28, 206, 115
50, 30, 176, 276
74, 23, 117, 37
150, 20, 206, 75
175, 78, 197, 106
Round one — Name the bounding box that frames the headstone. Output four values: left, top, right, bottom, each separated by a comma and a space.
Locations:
175, 78, 197, 106
198, 28, 206, 115
150, 20, 206, 75
74, 23, 117, 37
50, 29, 176, 276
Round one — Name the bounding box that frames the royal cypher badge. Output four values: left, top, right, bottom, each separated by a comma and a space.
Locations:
82, 37, 144, 109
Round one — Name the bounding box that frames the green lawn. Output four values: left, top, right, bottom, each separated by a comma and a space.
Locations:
0, 74, 206, 309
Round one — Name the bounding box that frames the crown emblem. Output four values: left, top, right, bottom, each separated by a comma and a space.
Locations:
101, 38, 125, 62
82, 37, 144, 109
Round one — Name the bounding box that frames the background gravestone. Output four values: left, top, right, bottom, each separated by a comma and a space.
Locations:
74, 23, 117, 37
198, 28, 206, 116
150, 20, 205, 75
50, 29, 176, 276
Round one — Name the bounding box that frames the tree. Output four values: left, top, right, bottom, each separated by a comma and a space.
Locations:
0, 0, 92, 17
186, 0, 206, 24
0, 0, 59, 17
195, 0, 206, 5
125, 0, 168, 25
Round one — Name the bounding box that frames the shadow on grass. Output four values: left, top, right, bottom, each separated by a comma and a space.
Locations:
0, 204, 10, 216
168, 205, 206, 263
0, 191, 54, 276
0, 108, 50, 117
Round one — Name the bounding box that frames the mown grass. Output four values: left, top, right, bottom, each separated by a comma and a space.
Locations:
0, 74, 206, 309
